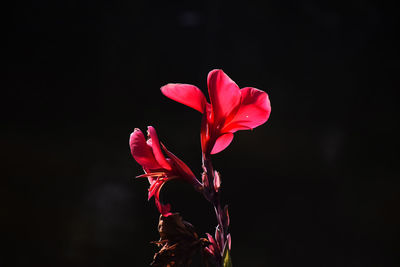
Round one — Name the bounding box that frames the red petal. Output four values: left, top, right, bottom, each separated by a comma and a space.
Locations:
148, 180, 159, 200
200, 111, 209, 154
207, 69, 241, 123
129, 129, 160, 169
147, 126, 172, 171
211, 133, 234, 154
148, 176, 170, 201
222, 87, 271, 133
153, 181, 172, 216
160, 143, 201, 189
161, 83, 207, 113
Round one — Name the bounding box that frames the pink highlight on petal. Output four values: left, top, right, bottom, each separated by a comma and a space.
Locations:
207, 69, 241, 123
222, 87, 271, 133
211, 133, 234, 154
161, 83, 206, 113
130, 129, 160, 169
147, 126, 172, 171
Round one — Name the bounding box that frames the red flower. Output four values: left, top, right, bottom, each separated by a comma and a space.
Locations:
161, 69, 271, 155
130, 126, 202, 216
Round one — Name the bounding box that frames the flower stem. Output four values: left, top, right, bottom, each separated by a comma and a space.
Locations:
202, 154, 230, 266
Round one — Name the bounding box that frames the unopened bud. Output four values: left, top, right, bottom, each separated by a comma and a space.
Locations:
215, 226, 224, 254
226, 233, 231, 250
202, 172, 209, 187
213, 170, 221, 192
223, 205, 230, 228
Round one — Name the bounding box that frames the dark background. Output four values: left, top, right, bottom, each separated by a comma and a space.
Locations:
3, 0, 399, 266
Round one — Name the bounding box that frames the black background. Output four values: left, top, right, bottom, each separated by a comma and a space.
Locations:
4, 0, 399, 266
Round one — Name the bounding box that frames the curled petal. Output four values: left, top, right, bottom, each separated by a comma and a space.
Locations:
211, 133, 234, 154
161, 143, 195, 178
130, 129, 160, 169
222, 87, 271, 133
161, 143, 202, 190
147, 126, 172, 171
161, 83, 207, 113
207, 69, 241, 123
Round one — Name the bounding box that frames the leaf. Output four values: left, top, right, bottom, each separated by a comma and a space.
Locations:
222, 242, 233, 267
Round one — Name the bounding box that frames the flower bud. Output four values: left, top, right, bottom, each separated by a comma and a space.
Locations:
213, 170, 221, 192
226, 233, 231, 250
222, 204, 230, 229
202, 172, 209, 188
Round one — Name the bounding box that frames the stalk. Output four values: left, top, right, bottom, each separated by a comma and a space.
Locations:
202, 154, 231, 266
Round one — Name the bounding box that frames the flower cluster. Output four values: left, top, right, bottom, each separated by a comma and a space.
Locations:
130, 69, 271, 266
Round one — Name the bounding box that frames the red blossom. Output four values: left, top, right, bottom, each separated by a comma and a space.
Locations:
130, 126, 202, 216
161, 69, 271, 155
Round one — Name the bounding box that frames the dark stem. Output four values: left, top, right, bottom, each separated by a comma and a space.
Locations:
213, 195, 225, 236
202, 154, 229, 265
